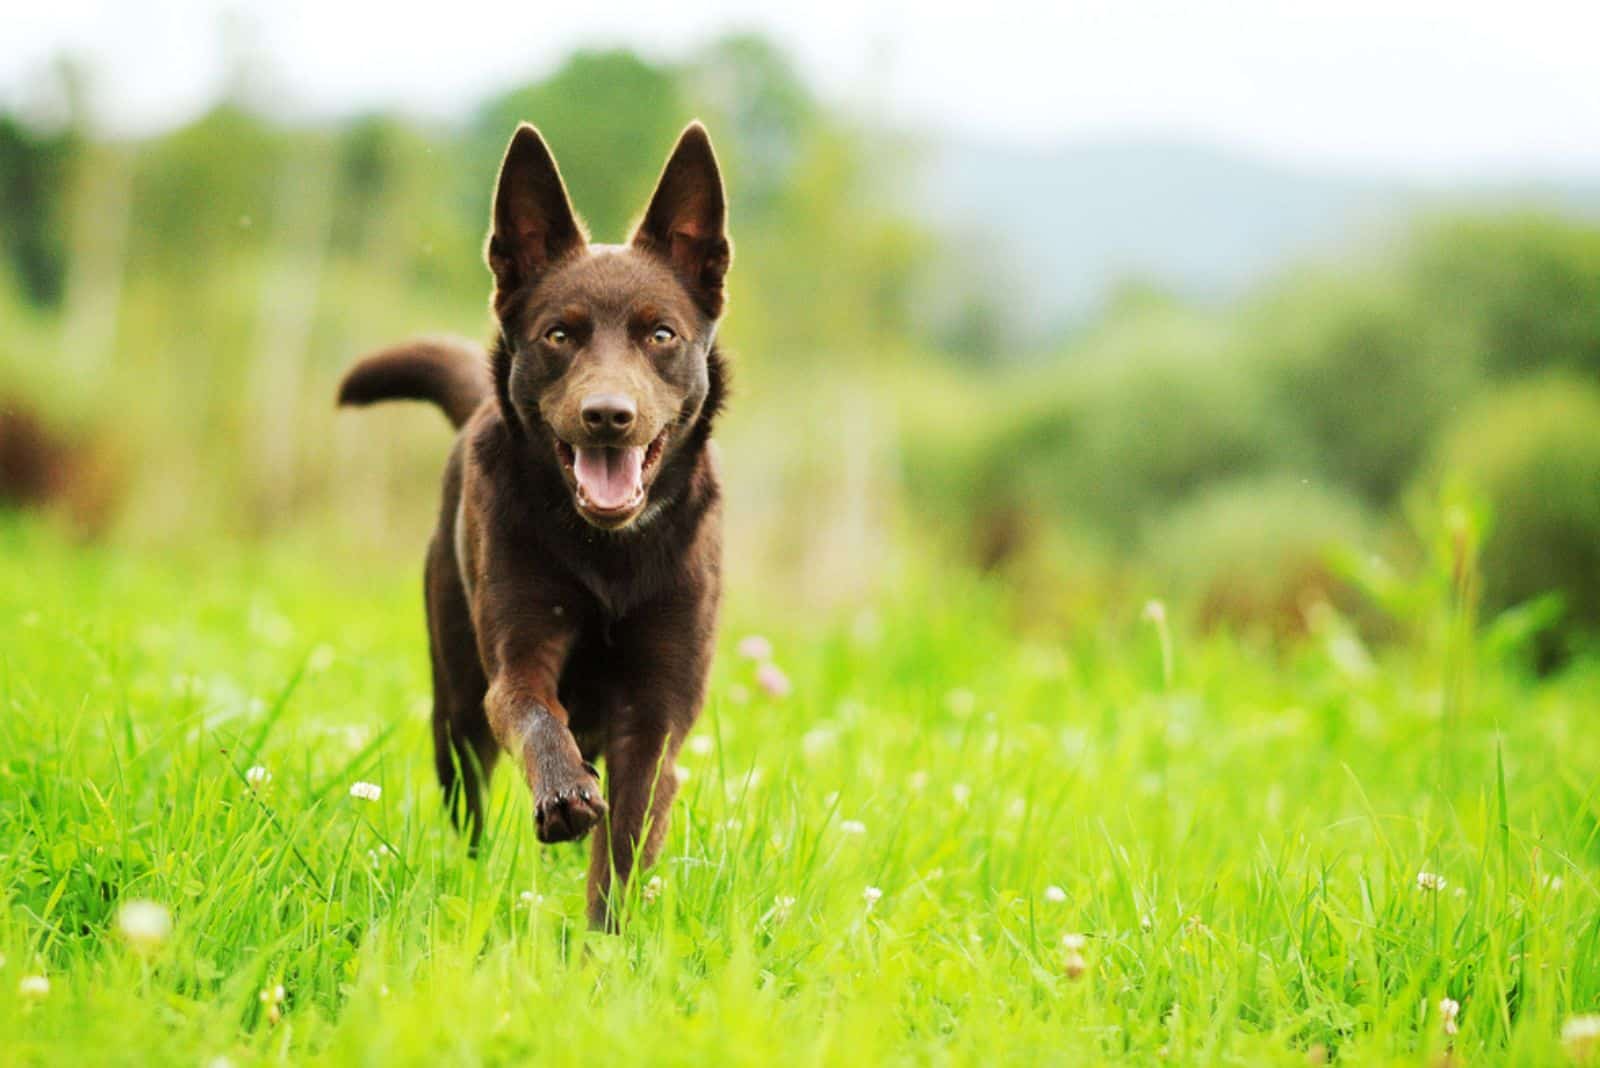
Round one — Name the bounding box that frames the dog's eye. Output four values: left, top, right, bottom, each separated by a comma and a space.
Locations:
544, 327, 570, 345
650, 326, 676, 344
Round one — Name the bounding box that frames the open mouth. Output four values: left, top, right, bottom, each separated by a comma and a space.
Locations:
556, 427, 669, 522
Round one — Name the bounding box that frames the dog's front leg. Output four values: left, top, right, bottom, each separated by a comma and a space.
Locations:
477, 611, 606, 844
586, 726, 680, 929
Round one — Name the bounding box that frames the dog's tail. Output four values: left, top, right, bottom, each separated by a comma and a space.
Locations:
336, 336, 492, 430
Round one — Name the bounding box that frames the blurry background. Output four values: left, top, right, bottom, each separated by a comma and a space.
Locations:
3, 2, 1599, 658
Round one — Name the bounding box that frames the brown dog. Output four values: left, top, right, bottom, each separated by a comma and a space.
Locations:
337, 122, 730, 928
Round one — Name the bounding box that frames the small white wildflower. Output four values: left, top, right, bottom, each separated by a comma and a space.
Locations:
1063, 951, 1087, 980
116, 899, 173, 954
840, 819, 867, 835
1142, 599, 1167, 624
1439, 996, 1461, 1036
18, 974, 49, 998
366, 844, 393, 867
517, 890, 543, 908
1416, 871, 1447, 892
260, 983, 286, 1024
1062, 932, 1087, 951
687, 735, 714, 756
862, 886, 882, 908
944, 689, 976, 717
642, 875, 664, 904
1140, 912, 1154, 931
307, 644, 336, 673
768, 895, 796, 925
1563, 1015, 1600, 1061
245, 765, 271, 789
736, 635, 772, 661
349, 781, 382, 802
1044, 885, 1067, 904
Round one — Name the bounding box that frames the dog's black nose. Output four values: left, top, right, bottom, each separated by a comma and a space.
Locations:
581, 393, 637, 433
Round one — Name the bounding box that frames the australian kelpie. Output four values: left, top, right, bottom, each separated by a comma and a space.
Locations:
336, 122, 730, 928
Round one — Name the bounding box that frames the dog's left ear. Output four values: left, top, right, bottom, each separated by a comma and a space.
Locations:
632, 122, 731, 318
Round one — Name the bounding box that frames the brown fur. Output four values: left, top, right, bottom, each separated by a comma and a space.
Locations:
337, 122, 731, 929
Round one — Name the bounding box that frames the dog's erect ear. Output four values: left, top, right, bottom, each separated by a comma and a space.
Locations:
632, 122, 731, 318
486, 124, 586, 315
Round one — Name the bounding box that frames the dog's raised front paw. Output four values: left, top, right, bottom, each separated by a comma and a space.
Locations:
535, 775, 607, 843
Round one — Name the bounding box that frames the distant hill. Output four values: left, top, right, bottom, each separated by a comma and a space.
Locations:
919, 136, 1600, 336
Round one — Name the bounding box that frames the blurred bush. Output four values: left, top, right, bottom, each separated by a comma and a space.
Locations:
1241, 269, 1481, 504
1141, 476, 1377, 638
1408, 213, 1600, 380
1427, 378, 1600, 650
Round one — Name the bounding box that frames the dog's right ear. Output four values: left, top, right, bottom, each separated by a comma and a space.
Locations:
486, 124, 586, 316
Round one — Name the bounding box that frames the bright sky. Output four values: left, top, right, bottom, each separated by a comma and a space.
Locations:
6, 0, 1599, 179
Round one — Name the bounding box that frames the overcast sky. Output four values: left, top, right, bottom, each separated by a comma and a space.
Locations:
6, 0, 1599, 179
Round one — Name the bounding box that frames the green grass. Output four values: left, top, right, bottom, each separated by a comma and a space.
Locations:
2, 521, 1598, 1065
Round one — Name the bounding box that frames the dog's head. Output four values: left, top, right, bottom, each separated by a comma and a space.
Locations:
485, 122, 730, 531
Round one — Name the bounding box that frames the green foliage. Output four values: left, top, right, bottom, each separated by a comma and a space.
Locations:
473, 51, 689, 241
1241, 268, 1482, 504
1142, 475, 1377, 636
4, 525, 1600, 1063
1429, 378, 1600, 647
934, 308, 1297, 541
1408, 212, 1600, 380
0, 114, 76, 306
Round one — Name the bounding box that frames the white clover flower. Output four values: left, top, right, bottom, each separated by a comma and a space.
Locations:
767, 895, 796, 925
862, 886, 883, 908
642, 876, 664, 903
1416, 871, 1447, 892
736, 635, 772, 661
18, 974, 49, 998
1439, 997, 1461, 1036
517, 891, 543, 908
1044, 885, 1067, 904
1142, 599, 1168, 624
349, 781, 382, 802
260, 983, 286, 1024
245, 765, 271, 789
1563, 1015, 1600, 1061
755, 662, 791, 699
116, 899, 172, 954
944, 689, 976, 717
839, 819, 867, 836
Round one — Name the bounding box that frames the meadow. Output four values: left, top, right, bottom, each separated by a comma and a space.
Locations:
3, 518, 1598, 1066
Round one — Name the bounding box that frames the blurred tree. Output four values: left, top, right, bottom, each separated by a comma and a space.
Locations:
1430, 377, 1600, 655
472, 51, 687, 241
1407, 213, 1600, 381
0, 114, 77, 307
1242, 270, 1480, 504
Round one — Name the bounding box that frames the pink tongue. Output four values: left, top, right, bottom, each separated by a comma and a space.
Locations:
573, 446, 644, 510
